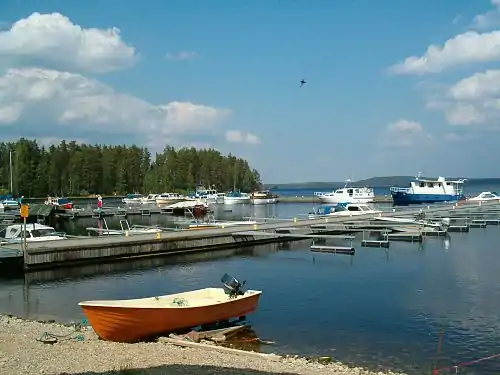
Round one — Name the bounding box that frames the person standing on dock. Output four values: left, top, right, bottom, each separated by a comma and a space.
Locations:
97, 195, 103, 210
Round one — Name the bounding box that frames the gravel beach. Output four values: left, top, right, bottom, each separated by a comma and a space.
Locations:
0, 314, 407, 375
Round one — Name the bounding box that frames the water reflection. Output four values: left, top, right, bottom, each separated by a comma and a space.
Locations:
0, 221, 499, 374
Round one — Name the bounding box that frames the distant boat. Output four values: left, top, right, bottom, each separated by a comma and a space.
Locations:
78, 274, 262, 343
251, 190, 277, 205
224, 191, 251, 205
122, 193, 143, 204
467, 191, 500, 202
314, 180, 374, 204
390, 175, 466, 205
45, 197, 73, 209
308, 202, 381, 219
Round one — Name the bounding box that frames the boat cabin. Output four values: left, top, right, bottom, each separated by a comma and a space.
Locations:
3, 223, 66, 242
391, 176, 466, 196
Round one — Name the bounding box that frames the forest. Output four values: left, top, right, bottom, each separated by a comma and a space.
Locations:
0, 138, 262, 197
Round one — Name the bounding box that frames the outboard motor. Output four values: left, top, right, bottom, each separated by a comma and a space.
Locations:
221, 273, 246, 299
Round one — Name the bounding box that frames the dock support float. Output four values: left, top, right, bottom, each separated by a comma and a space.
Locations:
361, 240, 390, 248
310, 245, 355, 255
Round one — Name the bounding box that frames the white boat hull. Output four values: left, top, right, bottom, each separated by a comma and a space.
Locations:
122, 199, 142, 205
317, 196, 373, 204
252, 198, 277, 205
156, 198, 186, 205
224, 197, 251, 204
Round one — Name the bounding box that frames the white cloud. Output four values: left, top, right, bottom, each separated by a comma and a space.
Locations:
471, 0, 500, 30
387, 30, 500, 75
225, 130, 261, 145
379, 119, 432, 147
0, 67, 232, 148
427, 70, 500, 126
0, 12, 137, 74
443, 132, 479, 142
165, 51, 198, 61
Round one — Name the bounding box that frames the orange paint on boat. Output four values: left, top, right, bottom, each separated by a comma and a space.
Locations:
79, 288, 261, 343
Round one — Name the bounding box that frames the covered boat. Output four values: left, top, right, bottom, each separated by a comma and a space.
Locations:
78, 274, 261, 343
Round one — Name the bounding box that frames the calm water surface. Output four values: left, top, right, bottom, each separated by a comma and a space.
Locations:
1, 203, 499, 374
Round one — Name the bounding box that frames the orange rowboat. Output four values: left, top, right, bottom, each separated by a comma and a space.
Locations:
78, 287, 262, 343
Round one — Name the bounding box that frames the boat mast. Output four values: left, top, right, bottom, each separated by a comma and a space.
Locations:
9, 150, 13, 195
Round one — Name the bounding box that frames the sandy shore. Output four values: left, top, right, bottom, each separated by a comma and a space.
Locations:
0, 314, 406, 375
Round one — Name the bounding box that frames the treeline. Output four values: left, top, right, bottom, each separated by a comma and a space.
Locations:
0, 139, 262, 197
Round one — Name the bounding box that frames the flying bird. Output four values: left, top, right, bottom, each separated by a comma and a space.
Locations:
300, 79, 307, 87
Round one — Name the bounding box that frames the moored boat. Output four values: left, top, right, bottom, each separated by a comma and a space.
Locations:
251, 190, 277, 205
122, 193, 143, 204
224, 191, 251, 204
155, 193, 188, 205
308, 202, 381, 219
390, 175, 466, 206
467, 191, 500, 202
45, 196, 73, 209
2, 223, 67, 243
314, 180, 375, 204
78, 274, 262, 343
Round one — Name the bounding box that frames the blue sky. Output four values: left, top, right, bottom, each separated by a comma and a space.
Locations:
0, 0, 499, 183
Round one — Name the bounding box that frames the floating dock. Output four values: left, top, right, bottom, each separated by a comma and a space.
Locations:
1, 201, 499, 273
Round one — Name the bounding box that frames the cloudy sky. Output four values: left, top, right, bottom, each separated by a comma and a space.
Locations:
0, 1, 499, 183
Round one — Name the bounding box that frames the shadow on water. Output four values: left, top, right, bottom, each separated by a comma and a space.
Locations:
67, 365, 297, 375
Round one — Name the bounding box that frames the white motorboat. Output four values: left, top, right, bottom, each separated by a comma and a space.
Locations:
86, 219, 162, 236
2, 223, 67, 243
308, 202, 381, 219
314, 180, 374, 204
251, 191, 277, 205
141, 194, 159, 204
189, 185, 224, 204
224, 191, 251, 204
467, 191, 500, 202
155, 193, 187, 205
373, 216, 451, 231
2, 199, 19, 210
122, 194, 143, 204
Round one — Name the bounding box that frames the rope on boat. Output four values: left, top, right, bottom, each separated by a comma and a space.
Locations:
433, 352, 500, 374
36, 318, 88, 344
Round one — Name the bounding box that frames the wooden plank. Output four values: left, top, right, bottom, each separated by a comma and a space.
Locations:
159, 337, 283, 361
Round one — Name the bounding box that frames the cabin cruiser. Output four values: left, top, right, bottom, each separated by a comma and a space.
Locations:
155, 193, 188, 205
251, 190, 277, 205
1, 223, 67, 243
188, 185, 224, 204
308, 202, 381, 219
467, 191, 500, 202
314, 180, 374, 204
390, 174, 466, 205
140, 194, 159, 204
224, 191, 251, 204
122, 193, 143, 204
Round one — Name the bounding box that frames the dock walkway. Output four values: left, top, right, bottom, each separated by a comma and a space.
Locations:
2, 201, 499, 272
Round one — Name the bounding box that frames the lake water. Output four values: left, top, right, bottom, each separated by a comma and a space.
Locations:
0, 202, 499, 374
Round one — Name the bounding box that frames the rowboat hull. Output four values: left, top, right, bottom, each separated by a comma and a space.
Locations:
79, 288, 261, 343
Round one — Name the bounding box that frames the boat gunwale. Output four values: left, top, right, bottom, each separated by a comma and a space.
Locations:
78, 289, 262, 309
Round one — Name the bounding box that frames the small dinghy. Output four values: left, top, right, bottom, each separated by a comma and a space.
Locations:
78, 274, 261, 343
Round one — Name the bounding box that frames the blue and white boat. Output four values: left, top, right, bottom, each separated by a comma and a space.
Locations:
224, 191, 251, 204
390, 175, 466, 206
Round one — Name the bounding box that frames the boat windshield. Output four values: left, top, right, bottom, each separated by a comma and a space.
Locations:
30, 229, 56, 237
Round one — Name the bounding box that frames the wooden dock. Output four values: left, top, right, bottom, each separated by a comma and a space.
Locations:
2, 201, 500, 272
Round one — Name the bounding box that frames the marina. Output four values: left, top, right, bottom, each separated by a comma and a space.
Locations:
1, 199, 499, 374
2, 200, 500, 274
